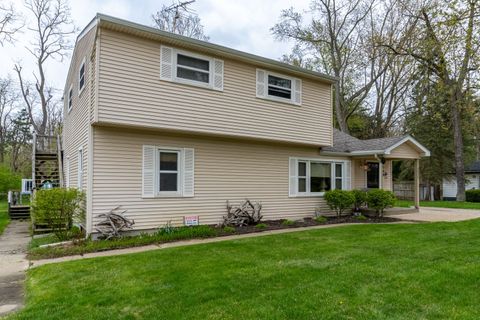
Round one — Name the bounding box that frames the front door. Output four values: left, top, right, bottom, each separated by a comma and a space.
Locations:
367, 162, 380, 189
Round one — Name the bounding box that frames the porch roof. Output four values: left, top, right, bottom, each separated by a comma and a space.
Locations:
321, 129, 430, 158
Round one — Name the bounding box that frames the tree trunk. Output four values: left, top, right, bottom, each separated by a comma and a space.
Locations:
451, 88, 465, 201
334, 82, 349, 133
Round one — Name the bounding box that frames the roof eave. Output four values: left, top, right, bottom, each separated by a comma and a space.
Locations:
93, 13, 338, 84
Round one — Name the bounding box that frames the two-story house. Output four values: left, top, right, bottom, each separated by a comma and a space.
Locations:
63, 14, 430, 235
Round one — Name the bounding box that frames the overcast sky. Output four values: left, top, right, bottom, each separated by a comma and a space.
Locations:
1, 0, 311, 91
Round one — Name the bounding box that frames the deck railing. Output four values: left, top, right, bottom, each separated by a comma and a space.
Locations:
34, 134, 58, 154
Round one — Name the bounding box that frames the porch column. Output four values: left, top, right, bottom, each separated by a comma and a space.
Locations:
414, 159, 420, 209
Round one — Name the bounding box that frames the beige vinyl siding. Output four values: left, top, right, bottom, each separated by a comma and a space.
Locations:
387, 142, 422, 159
96, 29, 332, 146
63, 26, 96, 191
91, 127, 340, 232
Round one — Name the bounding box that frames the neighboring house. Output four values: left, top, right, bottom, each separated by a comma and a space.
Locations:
63, 14, 430, 235
442, 161, 480, 200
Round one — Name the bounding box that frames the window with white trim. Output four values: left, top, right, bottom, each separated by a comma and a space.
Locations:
142, 145, 195, 198
158, 150, 181, 194
256, 69, 302, 105
160, 46, 224, 91
79, 59, 86, 94
289, 158, 349, 196
67, 85, 73, 111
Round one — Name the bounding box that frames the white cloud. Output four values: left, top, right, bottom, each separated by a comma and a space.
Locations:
0, 0, 311, 91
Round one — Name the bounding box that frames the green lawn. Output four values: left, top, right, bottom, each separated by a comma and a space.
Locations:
395, 199, 480, 209
8, 220, 480, 320
0, 200, 9, 235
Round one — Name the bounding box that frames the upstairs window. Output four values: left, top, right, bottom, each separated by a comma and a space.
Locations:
256, 69, 302, 105
176, 54, 210, 84
79, 58, 86, 94
268, 74, 292, 100
67, 85, 73, 111
160, 46, 224, 91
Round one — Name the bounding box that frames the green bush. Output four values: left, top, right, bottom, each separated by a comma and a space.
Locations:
366, 189, 396, 217
223, 226, 236, 233
324, 190, 355, 217
354, 214, 367, 221
0, 165, 21, 193
282, 219, 294, 226
32, 188, 85, 240
466, 189, 480, 202
314, 216, 327, 223
352, 189, 368, 210
255, 223, 267, 229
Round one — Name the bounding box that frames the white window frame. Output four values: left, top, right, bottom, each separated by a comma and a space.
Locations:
265, 71, 294, 103
77, 148, 83, 190
290, 157, 348, 197
173, 49, 213, 89
157, 148, 183, 197
67, 84, 73, 113
78, 57, 86, 95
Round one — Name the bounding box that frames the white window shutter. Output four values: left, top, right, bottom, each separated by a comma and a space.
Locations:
293, 78, 302, 105
160, 46, 174, 81
182, 148, 195, 197
213, 59, 224, 91
289, 158, 297, 196
142, 145, 156, 197
344, 161, 352, 190
256, 69, 266, 97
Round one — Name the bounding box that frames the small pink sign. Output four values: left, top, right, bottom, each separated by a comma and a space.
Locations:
184, 215, 199, 226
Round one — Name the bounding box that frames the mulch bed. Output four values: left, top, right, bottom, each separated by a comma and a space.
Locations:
215, 215, 401, 236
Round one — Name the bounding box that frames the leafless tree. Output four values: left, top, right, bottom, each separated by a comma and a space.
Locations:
14, 0, 75, 136
152, 1, 209, 41
0, 2, 22, 46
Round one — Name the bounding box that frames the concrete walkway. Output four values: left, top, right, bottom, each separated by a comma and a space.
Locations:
0, 221, 30, 317
389, 207, 480, 222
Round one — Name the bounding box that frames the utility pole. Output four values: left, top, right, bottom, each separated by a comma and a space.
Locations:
164, 0, 196, 33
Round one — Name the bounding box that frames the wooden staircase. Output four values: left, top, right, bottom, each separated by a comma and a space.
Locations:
32, 134, 64, 190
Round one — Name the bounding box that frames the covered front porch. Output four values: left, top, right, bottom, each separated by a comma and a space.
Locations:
322, 129, 430, 208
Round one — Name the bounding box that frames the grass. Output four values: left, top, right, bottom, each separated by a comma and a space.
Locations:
28, 225, 217, 260
0, 200, 10, 235
9, 219, 480, 319
395, 199, 480, 209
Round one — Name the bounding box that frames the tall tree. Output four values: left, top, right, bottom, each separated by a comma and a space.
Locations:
152, 1, 209, 41
7, 108, 32, 174
0, 2, 22, 46
14, 0, 75, 136
272, 0, 402, 133
383, 0, 479, 201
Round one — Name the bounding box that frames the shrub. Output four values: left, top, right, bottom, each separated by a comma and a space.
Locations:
352, 189, 368, 210
32, 188, 85, 240
314, 216, 327, 223
355, 214, 367, 221
324, 190, 355, 217
0, 165, 21, 194
255, 223, 267, 229
366, 189, 396, 217
223, 226, 236, 233
466, 189, 480, 202
282, 219, 294, 226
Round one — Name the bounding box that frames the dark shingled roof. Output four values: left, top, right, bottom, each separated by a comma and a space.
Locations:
466, 160, 480, 173
323, 129, 408, 154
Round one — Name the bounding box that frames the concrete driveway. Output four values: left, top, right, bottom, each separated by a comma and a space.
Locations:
0, 221, 30, 316
389, 207, 480, 222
